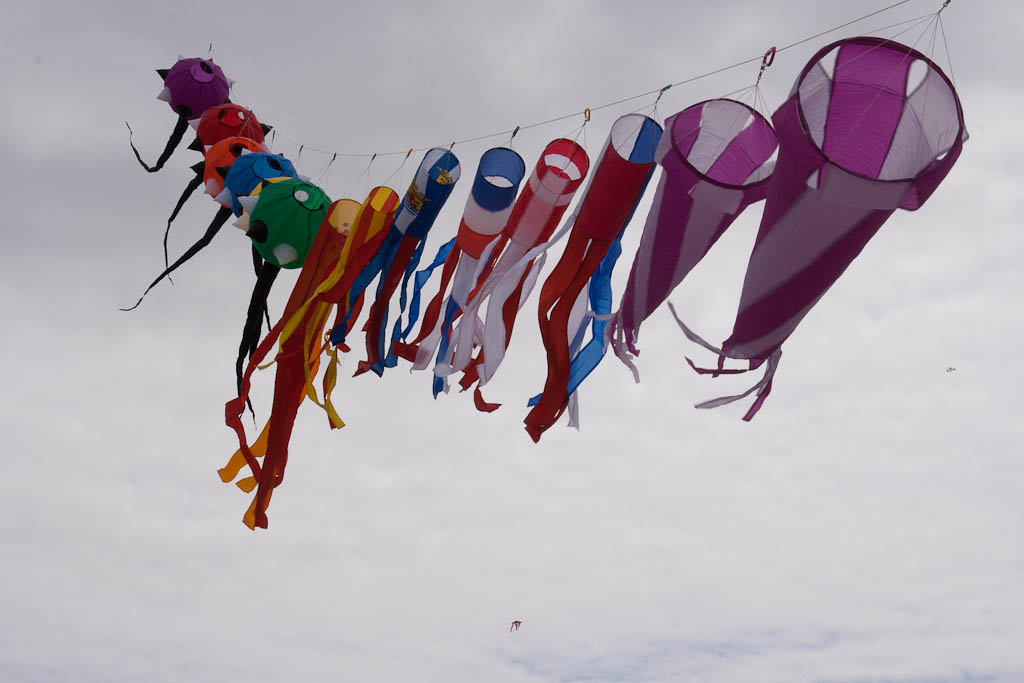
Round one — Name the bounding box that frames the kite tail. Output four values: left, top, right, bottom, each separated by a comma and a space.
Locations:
665, 301, 757, 377
524, 231, 610, 442
120, 206, 232, 311
560, 232, 623, 399
356, 237, 419, 377
236, 264, 280, 396
224, 297, 318, 529
392, 245, 460, 365
445, 262, 529, 408
693, 350, 781, 422
666, 301, 780, 420
391, 238, 457, 361
606, 310, 641, 384
466, 233, 508, 303
297, 302, 344, 430
455, 220, 571, 407
319, 341, 346, 430
252, 247, 272, 331
382, 238, 430, 368
522, 231, 625, 425
218, 421, 270, 490
126, 116, 190, 173
163, 168, 205, 273
429, 237, 503, 385
250, 353, 308, 530
222, 314, 296, 523
330, 229, 401, 347
435, 234, 513, 385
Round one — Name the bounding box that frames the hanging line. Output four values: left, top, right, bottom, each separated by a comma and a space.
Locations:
643, 84, 672, 122
339, 154, 373, 200
935, 0, 956, 83
937, 12, 956, 85
383, 148, 414, 189
315, 152, 337, 190
368, 153, 378, 195
223, 0, 920, 164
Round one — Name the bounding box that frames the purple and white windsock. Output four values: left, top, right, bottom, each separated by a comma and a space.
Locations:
609, 99, 778, 378
675, 36, 966, 420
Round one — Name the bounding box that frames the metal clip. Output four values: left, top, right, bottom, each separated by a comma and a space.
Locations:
756, 46, 777, 85
654, 84, 672, 106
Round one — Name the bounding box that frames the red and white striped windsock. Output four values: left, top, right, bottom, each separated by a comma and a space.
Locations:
445, 138, 591, 406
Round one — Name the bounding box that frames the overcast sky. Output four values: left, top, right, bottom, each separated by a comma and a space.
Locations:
2, 1, 1022, 681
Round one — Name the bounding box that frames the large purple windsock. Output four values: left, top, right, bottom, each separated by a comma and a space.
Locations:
676, 36, 966, 420
610, 99, 778, 378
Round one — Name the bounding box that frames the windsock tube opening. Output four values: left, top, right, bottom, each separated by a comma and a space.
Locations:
667, 99, 779, 189
795, 36, 965, 183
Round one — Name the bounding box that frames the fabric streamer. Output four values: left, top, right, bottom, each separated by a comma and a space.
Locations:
328, 148, 462, 377
128, 56, 232, 173
674, 36, 966, 420
122, 136, 268, 311
524, 113, 663, 441
393, 147, 526, 397
447, 138, 591, 410
221, 198, 360, 529
608, 99, 778, 379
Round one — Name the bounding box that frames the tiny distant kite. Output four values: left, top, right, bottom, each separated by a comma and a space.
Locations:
674, 36, 966, 419
510, 621, 522, 632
